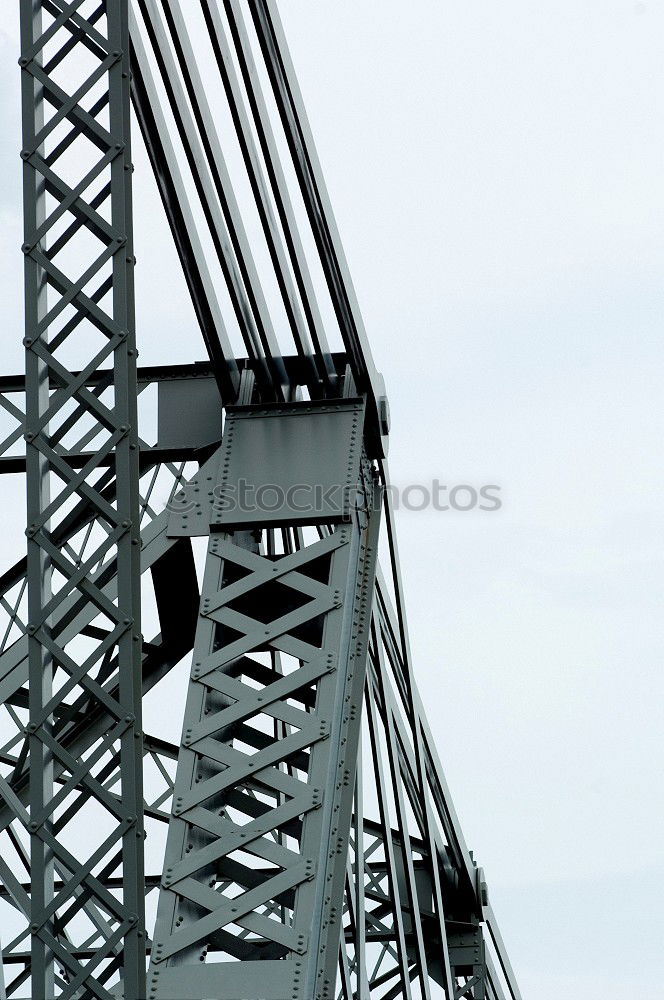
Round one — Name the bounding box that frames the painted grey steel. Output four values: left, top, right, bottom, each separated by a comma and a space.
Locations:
0, 473, 200, 996
211, 399, 365, 528
129, 12, 240, 403
249, 0, 388, 456
5, 2, 522, 998
19, 1, 146, 996
146, 447, 381, 998
202, 0, 337, 392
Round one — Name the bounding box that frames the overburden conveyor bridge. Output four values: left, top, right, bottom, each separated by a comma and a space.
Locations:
0, 3, 522, 998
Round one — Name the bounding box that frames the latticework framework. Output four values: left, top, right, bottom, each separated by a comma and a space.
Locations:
0, 2, 523, 999
19, 2, 145, 995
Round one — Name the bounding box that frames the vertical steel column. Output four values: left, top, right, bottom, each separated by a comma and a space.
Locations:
146, 413, 380, 998
21, 3, 52, 994
20, 2, 145, 996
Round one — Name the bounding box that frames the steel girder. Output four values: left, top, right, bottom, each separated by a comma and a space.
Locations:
147, 466, 382, 998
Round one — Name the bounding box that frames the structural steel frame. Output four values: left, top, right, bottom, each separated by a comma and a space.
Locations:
0, 2, 523, 998
20, 2, 145, 996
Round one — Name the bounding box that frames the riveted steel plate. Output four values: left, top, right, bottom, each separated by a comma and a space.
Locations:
210, 397, 365, 528
145, 959, 296, 999
166, 450, 223, 537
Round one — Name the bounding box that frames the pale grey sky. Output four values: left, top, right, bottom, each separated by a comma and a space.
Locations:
1, 2, 663, 997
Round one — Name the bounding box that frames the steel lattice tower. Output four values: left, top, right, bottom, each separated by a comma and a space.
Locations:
0, 2, 522, 998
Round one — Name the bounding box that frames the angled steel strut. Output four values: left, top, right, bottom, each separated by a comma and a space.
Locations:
2, 1, 522, 999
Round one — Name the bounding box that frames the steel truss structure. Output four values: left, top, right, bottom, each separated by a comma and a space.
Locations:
0, 2, 522, 998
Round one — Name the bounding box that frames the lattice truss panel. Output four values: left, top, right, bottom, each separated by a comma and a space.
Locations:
145, 488, 380, 1000
10, 1, 150, 995
152, 533, 347, 961
0, 456, 199, 998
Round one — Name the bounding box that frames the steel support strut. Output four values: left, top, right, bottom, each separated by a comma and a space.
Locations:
146, 401, 381, 999
20, 2, 145, 996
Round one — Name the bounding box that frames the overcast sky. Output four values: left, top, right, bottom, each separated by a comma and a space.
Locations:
1, 2, 663, 998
